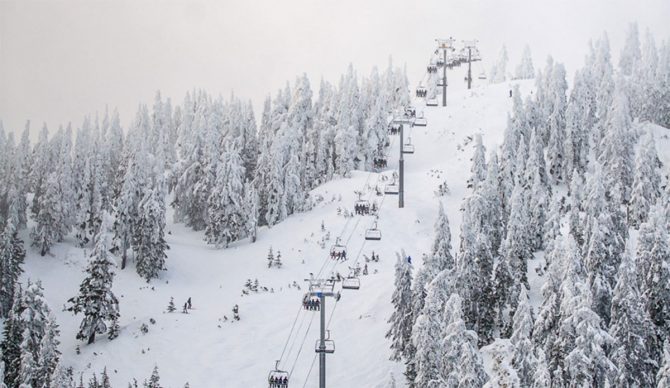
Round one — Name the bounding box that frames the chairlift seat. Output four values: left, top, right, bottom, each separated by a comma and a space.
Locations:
315, 339, 336, 354
342, 277, 361, 290
330, 245, 346, 256
414, 118, 427, 127
384, 184, 399, 195
402, 144, 415, 154
426, 98, 438, 107
365, 228, 382, 241
268, 369, 289, 387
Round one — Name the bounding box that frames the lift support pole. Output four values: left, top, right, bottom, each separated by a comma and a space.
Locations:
307, 284, 339, 388
399, 123, 404, 208
318, 293, 326, 388
435, 37, 455, 107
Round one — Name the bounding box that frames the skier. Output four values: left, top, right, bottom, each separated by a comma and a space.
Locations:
407, 255, 412, 264
187, 297, 192, 309
363, 264, 368, 275
233, 304, 240, 321
182, 302, 188, 314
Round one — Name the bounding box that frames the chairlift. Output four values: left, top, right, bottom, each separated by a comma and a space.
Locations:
405, 106, 416, 118
414, 112, 427, 127
354, 199, 371, 216
384, 182, 399, 195
478, 71, 487, 80
415, 86, 427, 98
437, 78, 446, 87
302, 294, 320, 311
365, 222, 382, 241
330, 238, 346, 260
402, 138, 415, 154
268, 361, 289, 387
315, 331, 336, 353
342, 276, 361, 290
426, 98, 438, 107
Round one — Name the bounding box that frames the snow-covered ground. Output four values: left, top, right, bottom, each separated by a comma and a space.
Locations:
20, 77, 670, 387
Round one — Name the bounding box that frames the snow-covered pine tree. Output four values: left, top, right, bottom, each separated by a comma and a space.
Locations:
1, 287, 24, 388
563, 283, 617, 387
490, 45, 508, 84
630, 133, 662, 228
610, 249, 657, 387
542, 195, 562, 253
457, 189, 496, 344
515, 45, 535, 80
467, 134, 487, 190
67, 214, 120, 344
29, 123, 50, 220
112, 156, 141, 270
411, 281, 446, 388
510, 288, 536, 387
598, 77, 635, 204
659, 341, 670, 387
441, 294, 488, 387
532, 349, 551, 388
0, 219, 25, 318
428, 202, 454, 275
386, 253, 413, 362
637, 204, 670, 346
36, 313, 61, 388
242, 180, 259, 243
30, 172, 62, 256
205, 141, 246, 248
134, 188, 169, 281
16, 280, 57, 388
619, 22, 641, 76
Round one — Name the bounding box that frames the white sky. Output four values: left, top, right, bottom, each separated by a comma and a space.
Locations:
1, 0, 669, 136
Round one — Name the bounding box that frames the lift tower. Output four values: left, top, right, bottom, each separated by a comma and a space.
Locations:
462, 40, 481, 90
305, 278, 341, 388
435, 37, 456, 106
392, 116, 414, 208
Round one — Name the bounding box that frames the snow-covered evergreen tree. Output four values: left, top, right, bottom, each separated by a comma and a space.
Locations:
515, 45, 535, 80
637, 204, 670, 345
67, 214, 120, 344
610, 249, 657, 387
386, 253, 413, 361
619, 22, 641, 76
205, 141, 246, 248
441, 294, 489, 387
134, 188, 169, 281
467, 134, 487, 190
510, 288, 536, 387
0, 219, 24, 318
243, 181, 259, 243
30, 173, 63, 256
629, 133, 662, 227
564, 285, 617, 387
490, 45, 509, 84
659, 340, 670, 387
412, 282, 446, 388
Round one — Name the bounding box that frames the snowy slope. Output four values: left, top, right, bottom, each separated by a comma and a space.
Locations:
18, 80, 538, 387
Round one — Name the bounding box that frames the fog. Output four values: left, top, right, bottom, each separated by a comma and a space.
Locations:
1, 0, 669, 136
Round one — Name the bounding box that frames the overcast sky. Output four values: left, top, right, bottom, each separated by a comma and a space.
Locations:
1, 0, 669, 137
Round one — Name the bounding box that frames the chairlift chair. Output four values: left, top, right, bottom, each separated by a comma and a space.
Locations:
402, 138, 415, 154
330, 238, 346, 260
342, 276, 361, 290
268, 361, 289, 387
478, 72, 487, 80
426, 98, 438, 107
405, 106, 416, 118
314, 331, 336, 353
414, 113, 427, 127
437, 78, 446, 87
365, 222, 382, 241
384, 182, 399, 195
